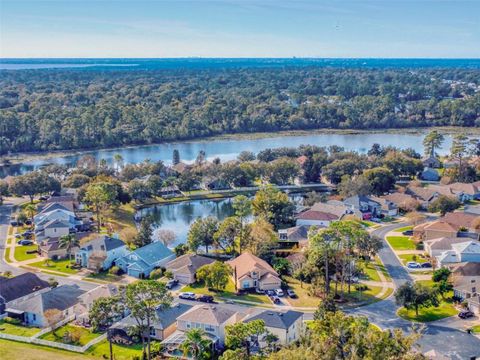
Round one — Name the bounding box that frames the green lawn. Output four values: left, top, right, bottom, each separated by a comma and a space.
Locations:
397, 300, 457, 322
360, 261, 381, 282
13, 244, 38, 261
386, 236, 416, 250
0, 320, 41, 337
472, 325, 480, 334
374, 257, 392, 282
40, 324, 101, 346
395, 226, 413, 233
86, 270, 123, 283
29, 259, 79, 274
0, 338, 143, 360
4, 247, 11, 262
181, 279, 270, 304
398, 253, 423, 265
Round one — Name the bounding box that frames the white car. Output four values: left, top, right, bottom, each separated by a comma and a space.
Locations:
275, 289, 284, 297
179, 292, 196, 300
406, 261, 421, 269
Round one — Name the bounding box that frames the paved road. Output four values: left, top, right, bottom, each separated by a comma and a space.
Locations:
0, 200, 97, 291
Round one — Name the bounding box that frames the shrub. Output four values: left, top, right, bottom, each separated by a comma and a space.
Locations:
164, 270, 173, 279
149, 268, 163, 279
109, 266, 121, 275
4, 317, 21, 325
415, 242, 424, 250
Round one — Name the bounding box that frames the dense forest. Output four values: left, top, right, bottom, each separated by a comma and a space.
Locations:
0, 66, 479, 155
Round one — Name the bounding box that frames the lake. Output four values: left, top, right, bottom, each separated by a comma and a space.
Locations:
138, 194, 305, 248
0, 130, 458, 177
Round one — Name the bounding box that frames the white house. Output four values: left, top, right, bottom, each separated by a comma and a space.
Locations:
436, 241, 480, 267
75, 235, 129, 272
35, 219, 71, 241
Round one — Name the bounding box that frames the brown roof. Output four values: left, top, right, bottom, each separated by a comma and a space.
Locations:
424, 237, 468, 250
451, 262, 480, 276
449, 182, 480, 195
166, 254, 215, 276
296, 209, 339, 221
312, 202, 349, 218
227, 253, 278, 280
406, 186, 436, 202
382, 192, 419, 206
424, 221, 457, 232
442, 212, 478, 230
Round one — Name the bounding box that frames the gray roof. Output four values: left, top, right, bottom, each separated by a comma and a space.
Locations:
246, 310, 303, 330
114, 303, 192, 330
0, 273, 50, 302
166, 254, 215, 274
42, 284, 86, 311
178, 305, 238, 326
81, 235, 126, 252
43, 219, 71, 229
344, 195, 380, 209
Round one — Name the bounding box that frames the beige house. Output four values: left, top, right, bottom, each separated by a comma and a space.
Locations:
424, 237, 469, 258
165, 254, 215, 284
227, 253, 282, 291
245, 310, 304, 346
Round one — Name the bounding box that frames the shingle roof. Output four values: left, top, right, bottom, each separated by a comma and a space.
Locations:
451, 262, 480, 276
382, 192, 419, 206
42, 284, 86, 311
131, 241, 174, 266
166, 254, 215, 275
406, 186, 436, 202
442, 212, 478, 230
80, 235, 126, 252
451, 241, 480, 254
312, 202, 350, 218
245, 310, 303, 330
43, 218, 71, 229
226, 253, 278, 281
296, 209, 339, 221
177, 305, 238, 326
344, 195, 380, 209
0, 273, 50, 302
424, 237, 468, 251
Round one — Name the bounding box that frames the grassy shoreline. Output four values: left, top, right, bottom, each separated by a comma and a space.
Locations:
1, 126, 477, 165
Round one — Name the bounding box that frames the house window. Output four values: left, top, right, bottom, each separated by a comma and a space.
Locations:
32, 314, 36, 321
242, 281, 250, 289
149, 328, 156, 336
187, 323, 191, 329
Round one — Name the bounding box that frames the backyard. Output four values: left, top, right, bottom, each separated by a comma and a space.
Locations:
39, 323, 101, 346
0, 320, 41, 337
29, 258, 80, 275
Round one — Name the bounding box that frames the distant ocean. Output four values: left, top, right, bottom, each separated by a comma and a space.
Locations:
1, 58, 480, 71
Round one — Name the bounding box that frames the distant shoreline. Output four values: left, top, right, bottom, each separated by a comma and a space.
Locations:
1, 126, 478, 167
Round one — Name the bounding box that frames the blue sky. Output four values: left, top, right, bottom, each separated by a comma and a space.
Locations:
1, 0, 479, 58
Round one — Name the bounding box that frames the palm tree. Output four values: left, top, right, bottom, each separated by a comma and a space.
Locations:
59, 234, 80, 261
180, 328, 211, 360
24, 203, 36, 225
113, 153, 124, 173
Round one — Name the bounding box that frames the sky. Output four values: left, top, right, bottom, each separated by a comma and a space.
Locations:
0, 0, 479, 58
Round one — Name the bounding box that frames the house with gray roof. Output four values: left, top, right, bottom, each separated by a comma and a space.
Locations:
116, 241, 175, 278
75, 235, 129, 272
111, 302, 193, 341
165, 254, 215, 284
5, 284, 85, 327
343, 195, 382, 220
245, 310, 304, 345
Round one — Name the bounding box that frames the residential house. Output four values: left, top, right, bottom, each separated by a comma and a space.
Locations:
5, 284, 85, 327
158, 185, 183, 199
245, 310, 304, 346
381, 192, 420, 212
116, 241, 175, 278
420, 168, 440, 181
422, 156, 442, 169
424, 237, 470, 258
278, 225, 310, 247
35, 219, 72, 241
202, 178, 231, 191
173, 304, 245, 347
436, 241, 480, 267
413, 212, 479, 241
296, 201, 351, 226
165, 254, 216, 284
227, 253, 281, 291
448, 182, 480, 201
370, 196, 398, 216
38, 232, 91, 260
73, 284, 119, 317
405, 186, 438, 209
111, 303, 193, 341
343, 195, 382, 220
0, 273, 50, 317
75, 235, 129, 272
453, 276, 479, 301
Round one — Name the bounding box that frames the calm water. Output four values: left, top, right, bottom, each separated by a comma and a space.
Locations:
0, 131, 458, 177
139, 195, 304, 247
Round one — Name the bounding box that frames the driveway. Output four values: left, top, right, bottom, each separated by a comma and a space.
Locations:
0, 199, 97, 291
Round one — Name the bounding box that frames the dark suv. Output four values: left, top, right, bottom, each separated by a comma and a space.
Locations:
197, 295, 214, 303
458, 311, 474, 319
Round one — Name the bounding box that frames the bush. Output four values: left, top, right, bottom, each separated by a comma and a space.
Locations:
415, 242, 424, 250
4, 317, 21, 325
109, 266, 121, 275
149, 268, 163, 279
164, 270, 173, 279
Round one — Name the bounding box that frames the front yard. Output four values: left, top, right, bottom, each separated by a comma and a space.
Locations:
13, 244, 38, 261
386, 235, 416, 250
29, 259, 79, 275
181, 279, 270, 304
0, 320, 41, 337
39, 324, 101, 346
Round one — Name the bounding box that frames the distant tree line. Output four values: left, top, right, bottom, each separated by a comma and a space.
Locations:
0, 67, 479, 154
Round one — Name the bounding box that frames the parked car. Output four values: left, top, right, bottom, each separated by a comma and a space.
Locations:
402, 230, 414, 236
265, 290, 275, 296
24, 220, 32, 226
39, 195, 49, 201
18, 239, 34, 246
275, 289, 284, 297
406, 261, 421, 269
287, 289, 297, 298
178, 292, 196, 300
458, 311, 474, 319
165, 279, 178, 289
10, 220, 23, 226
420, 262, 432, 268
197, 295, 214, 303
255, 288, 265, 294
270, 296, 281, 304
22, 230, 33, 236
14, 234, 22, 239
